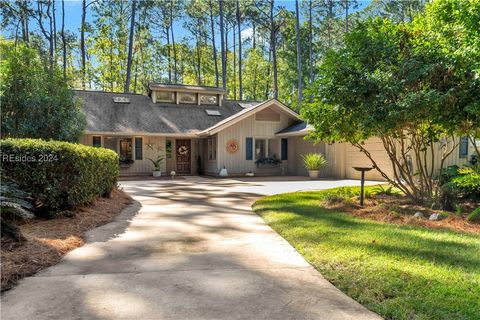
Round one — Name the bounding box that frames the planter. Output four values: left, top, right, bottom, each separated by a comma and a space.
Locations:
153, 171, 162, 177
308, 170, 319, 179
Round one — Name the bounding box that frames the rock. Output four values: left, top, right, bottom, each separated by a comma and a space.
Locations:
429, 213, 441, 221
414, 211, 425, 219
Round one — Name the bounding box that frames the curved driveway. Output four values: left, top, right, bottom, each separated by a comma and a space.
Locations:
1, 177, 381, 320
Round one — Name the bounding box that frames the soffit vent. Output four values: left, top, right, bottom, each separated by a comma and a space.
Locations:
113, 97, 130, 104
205, 109, 221, 116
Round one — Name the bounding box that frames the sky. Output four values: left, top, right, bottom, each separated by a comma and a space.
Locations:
4, 0, 372, 45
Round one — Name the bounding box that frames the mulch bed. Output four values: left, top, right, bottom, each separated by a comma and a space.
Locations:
1, 189, 133, 292
324, 195, 480, 234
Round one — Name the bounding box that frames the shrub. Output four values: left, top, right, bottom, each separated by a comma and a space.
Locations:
467, 208, 480, 222
302, 153, 328, 170
450, 168, 480, 199
0, 138, 119, 216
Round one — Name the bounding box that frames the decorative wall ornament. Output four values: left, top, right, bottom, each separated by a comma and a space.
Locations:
146, 139, 155, 150
178, 145, 189, 155
226, 139, 240, 154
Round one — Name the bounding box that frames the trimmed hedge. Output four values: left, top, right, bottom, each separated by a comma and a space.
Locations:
1, 138, 119, 215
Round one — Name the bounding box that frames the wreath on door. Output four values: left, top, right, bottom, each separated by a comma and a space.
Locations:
226, 139, 239, 154
178, 145, 189, 155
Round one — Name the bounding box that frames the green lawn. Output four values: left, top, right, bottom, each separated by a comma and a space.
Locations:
252, 187, 480, 320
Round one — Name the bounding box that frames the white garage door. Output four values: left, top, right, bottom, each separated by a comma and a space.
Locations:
345, 138, 392, 181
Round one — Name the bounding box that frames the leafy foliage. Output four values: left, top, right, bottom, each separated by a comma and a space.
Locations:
0, 139, 119, 216
302, 3, 480, 202
0, 39, 86, 142
301, 153, 327, 170
467, 207, 480, 222
0, 177, 34, 241
147, 155, 164, 171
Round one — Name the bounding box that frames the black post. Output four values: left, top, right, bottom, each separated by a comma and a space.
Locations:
360, 170, 365, 206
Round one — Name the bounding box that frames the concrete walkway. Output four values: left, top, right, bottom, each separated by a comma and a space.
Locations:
1, 177, 381, 320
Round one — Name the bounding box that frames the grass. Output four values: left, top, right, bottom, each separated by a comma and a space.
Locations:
252, 186, 480, 320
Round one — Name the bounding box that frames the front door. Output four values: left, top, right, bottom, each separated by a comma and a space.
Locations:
176, 139, 191, 174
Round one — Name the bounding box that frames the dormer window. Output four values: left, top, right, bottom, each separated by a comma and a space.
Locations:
156, 91, 175, 102
179, 92, 197, 104
200, 94, 218, 105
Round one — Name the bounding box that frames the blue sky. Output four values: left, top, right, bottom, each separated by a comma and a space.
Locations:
12, 0, 371, 44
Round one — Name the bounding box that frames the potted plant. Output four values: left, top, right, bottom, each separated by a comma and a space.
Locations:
119, 156, 134, 167
302, 153, 327, 179
147, 155, 164, 177
255, 155, 281, 167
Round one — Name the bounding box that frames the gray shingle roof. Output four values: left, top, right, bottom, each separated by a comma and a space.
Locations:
75, 90, 259, 135
275, 121, 312, 136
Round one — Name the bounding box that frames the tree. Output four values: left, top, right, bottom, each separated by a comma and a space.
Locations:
302, 17, 479, 203
124, 0, 137, 92
295, 0, 302, 103
0, 39, 86, 142
219, 0, 227, 89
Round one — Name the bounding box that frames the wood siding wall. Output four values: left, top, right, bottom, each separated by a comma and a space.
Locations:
215, 111, 295, 175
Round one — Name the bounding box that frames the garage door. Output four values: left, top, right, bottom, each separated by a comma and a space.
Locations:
345, 138, 392, 181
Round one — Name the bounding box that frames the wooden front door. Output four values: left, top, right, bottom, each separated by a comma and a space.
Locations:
176, 139, 191, 174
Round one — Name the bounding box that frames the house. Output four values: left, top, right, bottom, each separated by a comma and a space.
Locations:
77, 83, 475, 180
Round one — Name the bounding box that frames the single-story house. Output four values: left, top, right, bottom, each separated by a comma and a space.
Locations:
77, 83, 476, 180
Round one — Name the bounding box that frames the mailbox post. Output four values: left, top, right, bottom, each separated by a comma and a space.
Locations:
353, 167, 373, 206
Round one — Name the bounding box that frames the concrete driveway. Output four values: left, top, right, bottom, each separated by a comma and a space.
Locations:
1, 177, 381, 320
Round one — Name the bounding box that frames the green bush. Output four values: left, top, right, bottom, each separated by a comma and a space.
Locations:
302, 153, 328, 170
0, 138, 119, 215
449, 168, 480, 199
467, 208, 480, 222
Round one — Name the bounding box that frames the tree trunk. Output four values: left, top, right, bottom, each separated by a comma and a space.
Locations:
46, 1, 54, 66
61, 0, 66, 78
233, 22, 237, 100
252, 20, 256, 49
270, 0, 278, 99
166, 27, 172, 83
196, 33, 202, 85
81, 0, 86, 89
295, 0, 302, 103
125, 0, 137, 93
170, 0, 178, 83
308, 0, 313, 85
209, 0, 219, 87
52, 0, 57, 52
236, 0, 242, 100
219, 0, 227, 90
345, 0, 349, 33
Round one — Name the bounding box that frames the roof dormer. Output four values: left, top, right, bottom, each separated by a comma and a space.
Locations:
149, 83, 226, 106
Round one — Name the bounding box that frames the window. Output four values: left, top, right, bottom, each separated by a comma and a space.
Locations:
281, 138, 288, 160
92, 136, 101, 148
135, 137, 143, 160
119, 138, 133, 161
179, 92, 197, 104
166, 140, 173, 159
208, 137, 217, 161
268, 139, 279, 158
156, 91, 175, 102
255, 139, 266, 160
205, 109, 221, 116
459, 137, 469, 158
246, 137, 253, 160
200, 94, 218, 105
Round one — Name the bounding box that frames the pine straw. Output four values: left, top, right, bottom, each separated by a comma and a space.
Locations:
323, 195, 480, 234
1, 189, 133, 291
